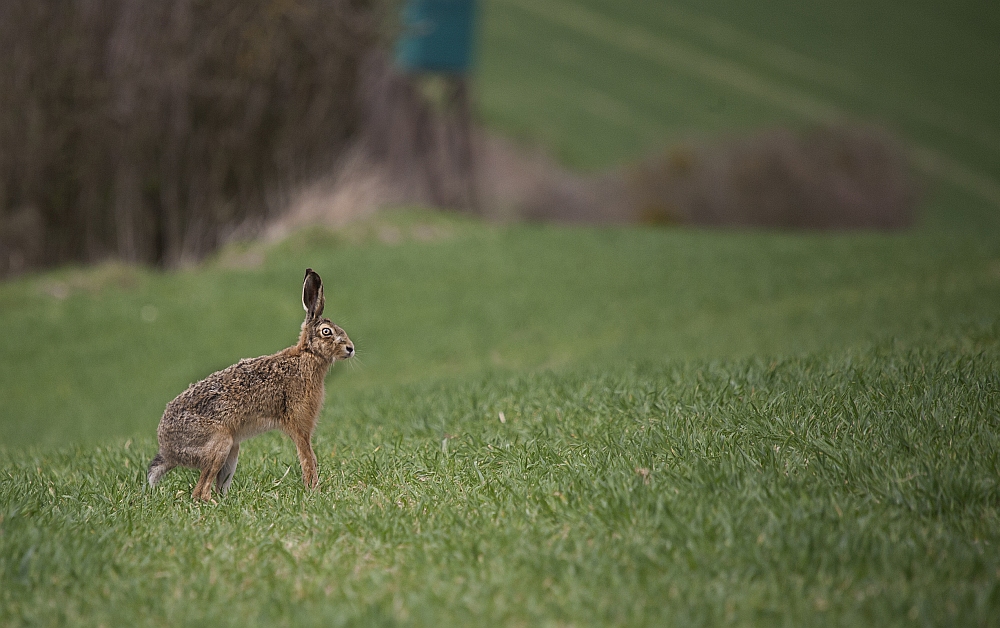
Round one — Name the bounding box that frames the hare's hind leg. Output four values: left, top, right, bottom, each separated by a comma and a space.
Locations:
147, 453, 176, 487
216, 443, 240, 495
192, 434, 234, 501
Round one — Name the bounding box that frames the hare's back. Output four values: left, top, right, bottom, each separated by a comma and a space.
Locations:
161, 369, 231, 424
161, 355, 291, 424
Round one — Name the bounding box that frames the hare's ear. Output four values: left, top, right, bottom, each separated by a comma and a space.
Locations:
302, 268, 325, 321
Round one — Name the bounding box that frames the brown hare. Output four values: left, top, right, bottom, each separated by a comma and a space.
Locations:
147, 268, 354, 501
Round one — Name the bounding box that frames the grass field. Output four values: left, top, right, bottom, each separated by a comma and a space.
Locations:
478, 0, 1000, 198
2, 199, 999, 625
1, 195, 998, 448
3, 0, 1000, 625
3, 341, 999, 625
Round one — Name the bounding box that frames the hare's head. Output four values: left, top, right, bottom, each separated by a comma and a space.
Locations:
300, 268, 354, 362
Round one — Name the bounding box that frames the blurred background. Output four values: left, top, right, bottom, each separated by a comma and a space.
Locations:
3, 0, 997, 276
1, 0, 999, 445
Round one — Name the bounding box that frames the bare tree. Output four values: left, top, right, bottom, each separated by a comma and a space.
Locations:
0, 0, 382, 275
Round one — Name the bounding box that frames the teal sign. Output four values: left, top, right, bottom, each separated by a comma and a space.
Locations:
396, 0, 478, 73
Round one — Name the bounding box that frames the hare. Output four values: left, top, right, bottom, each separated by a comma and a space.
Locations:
147, 268, 354, 501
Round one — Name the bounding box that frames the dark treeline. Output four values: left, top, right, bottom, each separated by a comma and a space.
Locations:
0, 0, 381, 275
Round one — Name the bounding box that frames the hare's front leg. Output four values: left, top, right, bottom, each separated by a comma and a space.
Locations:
288, 430, 319, 489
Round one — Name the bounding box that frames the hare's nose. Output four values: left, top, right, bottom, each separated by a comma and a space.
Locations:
346, 345, 354, 355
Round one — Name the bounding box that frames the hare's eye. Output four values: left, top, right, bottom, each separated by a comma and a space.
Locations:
321, 328, 333, 337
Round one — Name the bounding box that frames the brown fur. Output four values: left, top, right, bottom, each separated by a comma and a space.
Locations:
148, 268, 353, 501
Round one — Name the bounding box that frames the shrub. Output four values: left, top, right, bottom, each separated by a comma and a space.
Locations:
631, 124, 918, 229
0, 0, 381, 275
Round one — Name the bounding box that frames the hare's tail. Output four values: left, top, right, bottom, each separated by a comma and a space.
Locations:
147, 453, 174, 487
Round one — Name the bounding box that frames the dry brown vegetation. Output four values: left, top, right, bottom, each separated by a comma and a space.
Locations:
630, 124, 917, 230
279, 116, 918, 233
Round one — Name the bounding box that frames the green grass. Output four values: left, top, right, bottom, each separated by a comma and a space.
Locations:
3, 339, 1000, 625
1, 198, 1000, 624
1, 193, 998, 448
3, 0, 1000, 624
477, 0, 1000, 193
